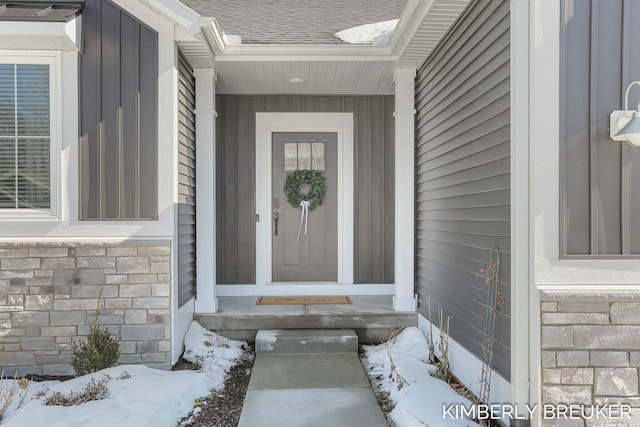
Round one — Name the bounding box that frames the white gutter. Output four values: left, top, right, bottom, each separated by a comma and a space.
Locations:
200, 17, 225, 55
143, 0, 202, 33
141, 0, 226, 56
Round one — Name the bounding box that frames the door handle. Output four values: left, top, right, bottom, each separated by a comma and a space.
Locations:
273, 212, 279, 236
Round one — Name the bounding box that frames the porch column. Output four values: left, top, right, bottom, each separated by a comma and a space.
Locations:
393, 67, 417, 312
194, 68, 218, 313
512, 0, 533, 415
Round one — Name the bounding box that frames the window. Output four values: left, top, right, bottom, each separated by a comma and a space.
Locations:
0, 59, 54, 212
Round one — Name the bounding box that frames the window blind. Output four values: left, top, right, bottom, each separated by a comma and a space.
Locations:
0, 64, 50, 209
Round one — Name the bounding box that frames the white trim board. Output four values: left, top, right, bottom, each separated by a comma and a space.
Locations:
255, 112, 354, 285
417, 314, 512, 422
0, 20, 81, 51
171, 298, 194, 364
510, 0, 534, 415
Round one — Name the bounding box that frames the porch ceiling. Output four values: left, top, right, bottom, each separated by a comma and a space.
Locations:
214, 60, 396, 95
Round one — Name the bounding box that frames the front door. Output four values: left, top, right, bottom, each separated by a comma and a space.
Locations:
271, 132, 338, 281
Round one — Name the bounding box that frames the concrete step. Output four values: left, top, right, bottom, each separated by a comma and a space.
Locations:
255, 329, 358, 354
195, 312, 417, 344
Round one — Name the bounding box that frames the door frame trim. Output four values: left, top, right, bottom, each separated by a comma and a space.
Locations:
255, 112, 354, 285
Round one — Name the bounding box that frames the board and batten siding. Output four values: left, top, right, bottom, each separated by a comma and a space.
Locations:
177, 53, 196, 306
561, 0, 640, 256
415, 0, 511, 379
216, 95, 395, 284
79, 0, 158, 220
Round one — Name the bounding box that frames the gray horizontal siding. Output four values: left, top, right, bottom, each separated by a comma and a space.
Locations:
216, 95, 394, 284
415, 0, 511, 379
561, 0, 640, 256
177, 52, 196, 307
79, 0, 158, 220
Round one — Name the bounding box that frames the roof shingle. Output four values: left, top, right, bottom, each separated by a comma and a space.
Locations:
179, 0, 407, 45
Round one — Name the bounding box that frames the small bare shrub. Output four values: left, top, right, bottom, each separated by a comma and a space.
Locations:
0, 372, 30, 421
34, 386, 49, 400
385, 329, 408, 391
426, 296, 436, 365
435, 307, 451, 382
45, 378, 109, 406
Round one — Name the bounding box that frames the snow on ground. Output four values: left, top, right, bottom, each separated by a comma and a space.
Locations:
335, 19, 398, 45
1, 366, 218, 427
1, 321, 250, 427
182, 320, 252, 374
2, 323, 481, 427
362, 327, 482, 427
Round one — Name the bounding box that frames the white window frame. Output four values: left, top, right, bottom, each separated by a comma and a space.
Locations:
0, 51, 61, 220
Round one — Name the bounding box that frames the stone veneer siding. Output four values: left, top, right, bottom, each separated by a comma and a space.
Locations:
0, 241, 172, 376
541, 291, 640, 427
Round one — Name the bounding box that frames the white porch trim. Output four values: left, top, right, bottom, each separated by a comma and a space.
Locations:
393, 67, 417, 312
511, 0, 535, 419
194, 68, 218, 314
529, 2, 559, 426
255, 112, 354, 286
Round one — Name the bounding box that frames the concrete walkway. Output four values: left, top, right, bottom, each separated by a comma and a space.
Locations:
237, 330, 389, 427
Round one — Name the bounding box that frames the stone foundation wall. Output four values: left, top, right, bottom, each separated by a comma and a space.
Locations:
0, 241, 172, 375
541, 291, 640, 426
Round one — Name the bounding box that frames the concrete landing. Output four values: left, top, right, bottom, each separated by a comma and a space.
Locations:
196, 296, 417, 344
238, 332, 388, 427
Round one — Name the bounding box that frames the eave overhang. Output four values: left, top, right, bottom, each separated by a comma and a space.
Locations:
143, 0, 469, 94
0, 1, 83, 22
0, 2, 84, 50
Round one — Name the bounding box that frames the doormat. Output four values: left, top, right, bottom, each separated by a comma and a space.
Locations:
256, 296, 353, 305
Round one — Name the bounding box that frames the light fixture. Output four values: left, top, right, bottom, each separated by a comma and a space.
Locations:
288, 78, 304, 84
610, 81, 640, 147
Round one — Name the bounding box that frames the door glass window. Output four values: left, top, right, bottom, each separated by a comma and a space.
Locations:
282, 140, 326, 172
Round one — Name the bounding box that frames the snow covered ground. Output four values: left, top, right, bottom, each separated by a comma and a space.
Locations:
362, 327, 482, 427
2, 323, 480, 427
0, 321, 250, 427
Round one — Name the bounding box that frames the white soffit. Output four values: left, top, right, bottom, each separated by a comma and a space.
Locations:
398, 0, 470, 61
215, 60, 396, 95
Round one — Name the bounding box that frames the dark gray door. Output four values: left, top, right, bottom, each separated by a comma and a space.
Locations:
272, 132, 337, 281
